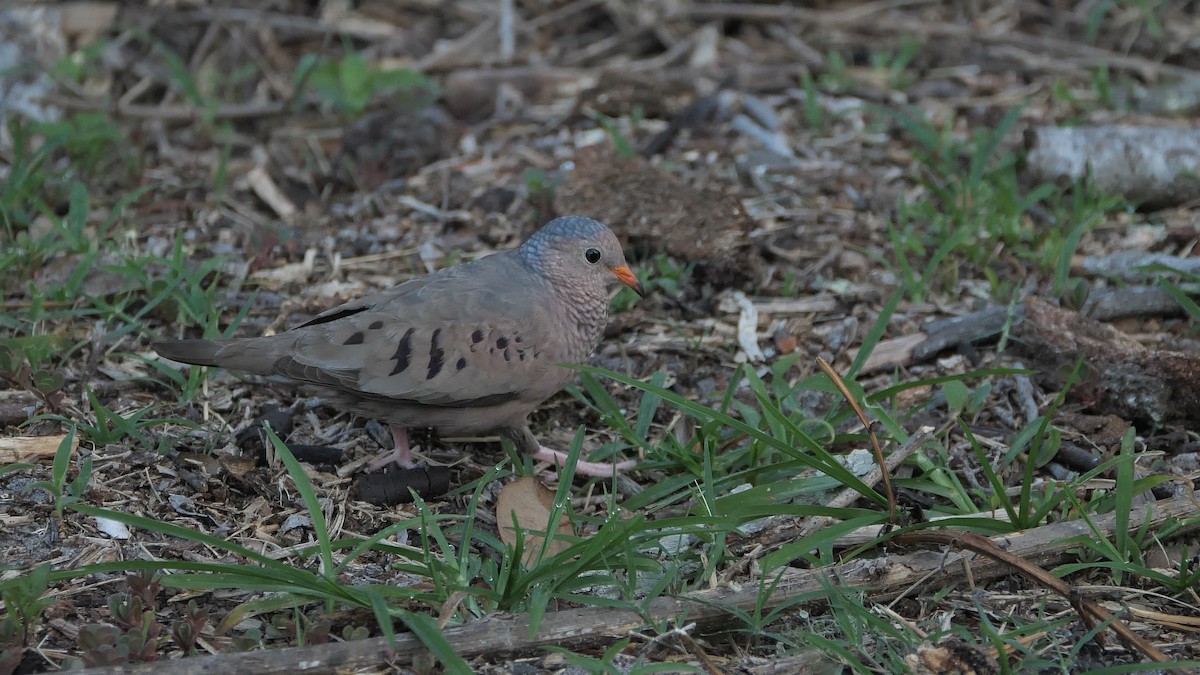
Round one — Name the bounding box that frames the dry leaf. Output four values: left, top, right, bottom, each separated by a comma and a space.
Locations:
495, 476, 574, 568
95, 516, 131, 540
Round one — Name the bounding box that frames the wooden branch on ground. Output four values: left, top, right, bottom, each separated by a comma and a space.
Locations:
1077, 253, 1200, 283
859, 304, 1022, 374
1084, 286, 1188, 321
858, 287, 1189, 374
84, 496, 1200, 674
0, 433, 75, 464
1026, 127, 1200, 208
38, 94, 287, 121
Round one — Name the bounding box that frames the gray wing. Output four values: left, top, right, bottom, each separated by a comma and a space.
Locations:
265, 255, 569, 408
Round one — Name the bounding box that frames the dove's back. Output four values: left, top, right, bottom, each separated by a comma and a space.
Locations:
152, 247, 582, 432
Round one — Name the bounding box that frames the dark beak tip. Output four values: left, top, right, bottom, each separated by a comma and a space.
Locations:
611, 264, 645, 298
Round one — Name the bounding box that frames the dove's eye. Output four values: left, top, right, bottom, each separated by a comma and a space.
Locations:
584, 247, 602, 264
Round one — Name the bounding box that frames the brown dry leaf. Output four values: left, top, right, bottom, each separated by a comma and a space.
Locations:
495, 476, 574, 568
0, 434, 77, 464
903, 639, 999, 675
218, 454, 258, 481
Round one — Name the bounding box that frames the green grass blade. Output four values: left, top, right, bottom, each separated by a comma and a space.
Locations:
264, 426, 335, 576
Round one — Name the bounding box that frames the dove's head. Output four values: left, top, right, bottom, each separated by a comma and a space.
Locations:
518, 216, 645, 297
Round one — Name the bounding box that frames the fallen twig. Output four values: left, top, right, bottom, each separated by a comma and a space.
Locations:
1026, 126, 1200, 208
892, 529, 1173, 664
80, 496, 1200, 674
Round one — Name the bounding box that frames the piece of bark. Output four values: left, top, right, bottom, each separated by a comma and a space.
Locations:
353, 467, 451, 505
640, 93, 721, 157
911, 306, 1023, 362
857, 333, 925, 374
1012, 298, 1200, 425
857, 305, 1022, 374
555, 145, 759, 288
1025, 126, 1200, 209
443, 67, 598, 121
0, 390, 40, 428
859, 289, 1188, 375
284, 444, 344, 467
1083, 285, 1188, 320
1128, 75, 1200, 115
0, 434, 76, 464
1077, 252, 1200, 283
905, 640, 999, 675
235, 405, 296, 455
76, 496, 1200, 674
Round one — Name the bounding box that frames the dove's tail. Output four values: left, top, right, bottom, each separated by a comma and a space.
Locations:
153, 339, 222, 366
153, 338, 281, 375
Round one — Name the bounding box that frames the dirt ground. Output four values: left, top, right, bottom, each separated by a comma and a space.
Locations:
2, 1, 1200, 673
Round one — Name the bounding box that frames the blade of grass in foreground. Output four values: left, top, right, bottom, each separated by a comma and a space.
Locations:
265, 425, 335, 575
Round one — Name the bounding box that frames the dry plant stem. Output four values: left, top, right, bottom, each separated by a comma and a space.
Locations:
816, 357, 896, 524
676, 629, 724, 675
80, 496, 1199, 673
892, 530, 1174, 665
37, 94, 287, 120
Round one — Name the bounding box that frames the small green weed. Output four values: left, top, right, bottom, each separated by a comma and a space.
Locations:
20, 430, 88, 520
523, 166, 562, 223
610, 254, 690, 312
0, 335, 70, 406
882, 105, 1122, 301
798, 70, 825, 132
589, 107, 643, 159
36, 388, 188, 451
0, 563, 51, 672
868, 37, 921, 90
1086, 0, 1167, 44
31, 112, 130, 179
299, 52, 437, 116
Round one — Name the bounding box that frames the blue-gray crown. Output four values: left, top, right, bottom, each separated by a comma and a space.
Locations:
517, 216, 608, 261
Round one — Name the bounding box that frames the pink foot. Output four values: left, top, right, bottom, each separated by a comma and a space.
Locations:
531, 445, 636, 477
367, 426, 419, 471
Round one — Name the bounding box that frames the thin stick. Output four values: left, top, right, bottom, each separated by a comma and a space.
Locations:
816, 357, 896, 524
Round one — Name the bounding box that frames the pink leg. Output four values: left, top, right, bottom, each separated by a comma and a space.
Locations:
367, 425, 418, 471
531, 445, 636, 477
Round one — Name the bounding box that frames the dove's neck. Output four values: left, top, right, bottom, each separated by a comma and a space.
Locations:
524, 265, 609, 359
558, 282, 609, 357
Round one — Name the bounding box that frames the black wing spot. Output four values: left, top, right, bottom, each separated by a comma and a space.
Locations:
496, 336, 508, 349
456, 356, 467, 371
427, 329, 445, 380
514, 335, 522, 343
389, 328, 415, 375
298, 305, 369, 328
471, 329, 485, 343
343, 331, 365, 345
369, 320, 384, 330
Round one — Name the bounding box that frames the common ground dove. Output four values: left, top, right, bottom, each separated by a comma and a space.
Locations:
154, 216, 644, 477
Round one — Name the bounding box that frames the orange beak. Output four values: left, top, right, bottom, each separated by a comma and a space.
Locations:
611, 264, 645, 297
